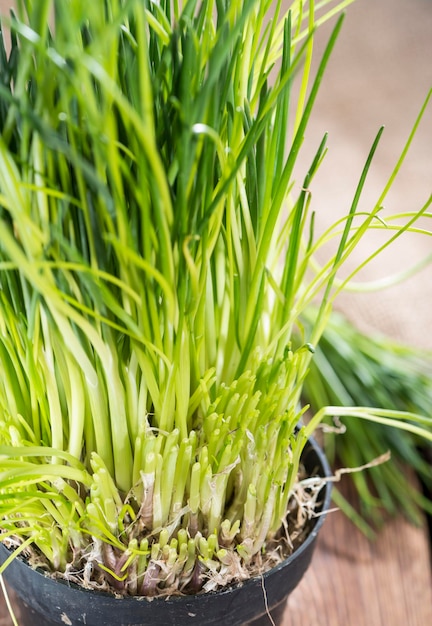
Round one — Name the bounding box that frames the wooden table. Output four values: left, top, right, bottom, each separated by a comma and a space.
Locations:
281, 479, 432, 626
1, 477, 431, 626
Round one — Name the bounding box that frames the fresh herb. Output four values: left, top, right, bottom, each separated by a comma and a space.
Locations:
0, 0, 430, 595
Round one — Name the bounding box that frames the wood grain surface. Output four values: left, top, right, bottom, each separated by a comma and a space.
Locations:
281, 480, 432, 626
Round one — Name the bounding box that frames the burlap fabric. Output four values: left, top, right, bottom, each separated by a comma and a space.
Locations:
297, 0, 432, 350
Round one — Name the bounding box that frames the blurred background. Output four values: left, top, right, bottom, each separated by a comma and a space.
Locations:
287, 0, 432, 350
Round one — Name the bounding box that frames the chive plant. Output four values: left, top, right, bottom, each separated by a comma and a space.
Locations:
301, 310, 432, 534
0, 0, 431, 596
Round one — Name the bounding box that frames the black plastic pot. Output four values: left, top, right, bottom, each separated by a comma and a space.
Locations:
0, 437, 331, 626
